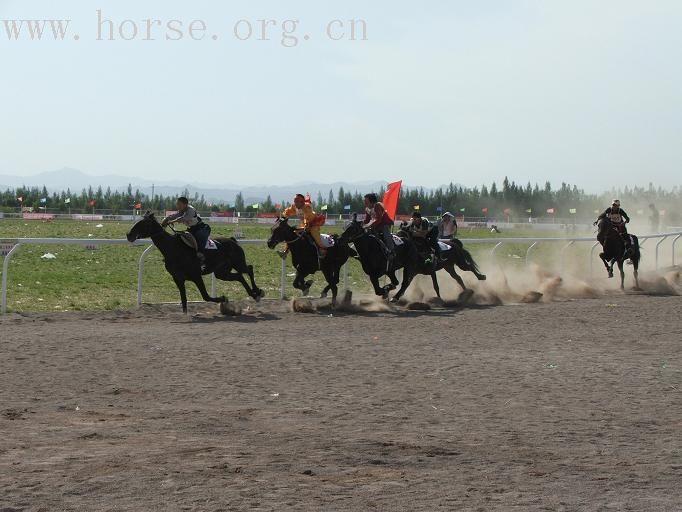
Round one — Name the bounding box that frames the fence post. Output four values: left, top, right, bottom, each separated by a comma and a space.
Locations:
280, 257, 287, 300
525, 242, 539, 268
490, 242, 504, 259
137, 244, 156, 306
655, 235, 668, 270
211, 273, 217, 296
589, 242, 599, 277
673, 234, 681, 267
1, 243, 21, 315
560, 241, 574, 273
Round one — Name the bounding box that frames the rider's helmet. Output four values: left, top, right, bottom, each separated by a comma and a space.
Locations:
612, 199, 621, 210
441, 211, 454, 220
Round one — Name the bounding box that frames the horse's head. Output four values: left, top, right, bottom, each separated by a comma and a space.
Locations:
267, 217, 294, 249
126, 210, 161, 242
338, 213, 365, 243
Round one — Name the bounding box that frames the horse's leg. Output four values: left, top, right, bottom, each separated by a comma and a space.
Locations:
192, 274, 225, 304
386, 270, 399, 291
369, 275, 386, 297
430, 272, 441, 299
600, 253, 613, 278
216, 269, 257, 299
618, 260, 625, 290
444, 263, 467, 291
633, 263, 640, 290
322, 268, 339, 306
173, 276, 189, 313
246, 264, 264, 299
391, 269, 415, 302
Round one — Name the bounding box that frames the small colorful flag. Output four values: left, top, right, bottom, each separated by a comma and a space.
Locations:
481, 207, 489, 214
64, 197, 71, 204
547, 208, 555, 214
252, 203, 260, 209
503, 208, 512, 215
344, 205, 351, 211
17, 196, 23, 202
569, 208, 577, 214
134, 202, 142, 209
88, 200, 96, 207
459, 208, 466, 212
40, 197, 47, 204
413, 205, 420, 211
525, 208, 532, 213
320, 205, 328, 211
436, 206, 443, 213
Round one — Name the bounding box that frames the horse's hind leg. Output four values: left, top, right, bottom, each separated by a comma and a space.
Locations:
322, 269, 338, 306
216, 269, 258, 300
430, 272, 441, 299
193, 277, 226, 304
244, 264, 264, 299
618, 261, 625, 290
444, 263, 467, 291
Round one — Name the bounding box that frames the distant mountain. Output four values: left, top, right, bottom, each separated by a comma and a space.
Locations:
0, 168, 394, 204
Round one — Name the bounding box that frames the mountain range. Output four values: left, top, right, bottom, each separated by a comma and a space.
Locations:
0, 168, 395, 204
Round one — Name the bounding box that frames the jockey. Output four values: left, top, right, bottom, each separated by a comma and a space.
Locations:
281, 194, 326, 257
438, 211, 458, 239
406, 211, 441, 264
162, 196, 211, 266
363, 193, 395, 260
594, 199, 631, 246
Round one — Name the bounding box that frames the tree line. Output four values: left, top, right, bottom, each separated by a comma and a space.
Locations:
1, 178, 680, 223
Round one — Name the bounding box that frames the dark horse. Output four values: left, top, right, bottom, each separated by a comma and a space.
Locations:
267, 217, 355, 305
127, 212, 264, 312
597, 219, 641, 290
397, 226, 487, 300
337, 216, 419, 301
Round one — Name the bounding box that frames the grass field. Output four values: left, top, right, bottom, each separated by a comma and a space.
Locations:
0, 218, 655, 313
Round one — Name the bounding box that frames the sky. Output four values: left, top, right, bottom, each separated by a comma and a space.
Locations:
1, 0, 681, 192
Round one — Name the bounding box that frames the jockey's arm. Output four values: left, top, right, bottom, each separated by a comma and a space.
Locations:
281, 205, 297, 219
302, 205, 317, 229
161, 210, 184, 226
621, 209, 630, 223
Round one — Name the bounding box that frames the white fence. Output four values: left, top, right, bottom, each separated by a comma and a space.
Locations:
1, 232, 681, 315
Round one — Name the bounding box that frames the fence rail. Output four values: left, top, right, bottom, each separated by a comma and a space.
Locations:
2, 232, 681, 315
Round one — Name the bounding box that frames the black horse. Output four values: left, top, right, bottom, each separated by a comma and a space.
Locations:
267, 217, 355, 305
127, 212, 264, 312
338, 217, 419, 301
397, 226, 487, 300
597, 219, 641, 290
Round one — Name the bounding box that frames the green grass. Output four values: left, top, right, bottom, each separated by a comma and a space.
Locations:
0, 219, 611, 312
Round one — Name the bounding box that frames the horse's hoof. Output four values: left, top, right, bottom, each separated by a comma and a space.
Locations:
218, 295, 227, 303
320, 292, 328, 299
478, 274, 487, 281
607, 272, 614, 278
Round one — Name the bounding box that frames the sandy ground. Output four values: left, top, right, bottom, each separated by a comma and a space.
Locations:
1, 282, 682, 511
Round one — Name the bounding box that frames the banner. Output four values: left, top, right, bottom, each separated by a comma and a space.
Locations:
382, 180, 402, 220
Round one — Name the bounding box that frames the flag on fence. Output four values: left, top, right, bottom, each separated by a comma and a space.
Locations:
320, 204, 328, 211
546, 208, 555, 214
382, 180, 402, 221
252, 203, 260, 209
64, 197, 71, 204
88, 200, 96, 207
569, 208, 577, 214
525, 208, 532, 213
436, 206, 443, 213
17, 196, 23, 203
413, 205, 420, 211
344, 204, 351, 211
459, 208, 466, 212
134, 202, 143, 209
481, 207, 489, 214
40, 197, 47, 204
503, 208, 512, 215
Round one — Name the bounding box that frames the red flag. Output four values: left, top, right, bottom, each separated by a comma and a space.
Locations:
89, 200, 96, 207
382, 180, 402, 221
481, 207, 489, 214
134, 202, 142, 209
17, 196, 23, 202
546, 208, 555, 214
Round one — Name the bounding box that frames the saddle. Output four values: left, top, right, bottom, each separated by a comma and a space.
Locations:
177, 232, 220, 252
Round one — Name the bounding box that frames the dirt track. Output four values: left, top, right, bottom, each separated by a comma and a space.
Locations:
1, 291, 682, 511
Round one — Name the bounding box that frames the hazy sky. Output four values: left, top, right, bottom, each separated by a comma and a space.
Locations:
1, 0, 681, 191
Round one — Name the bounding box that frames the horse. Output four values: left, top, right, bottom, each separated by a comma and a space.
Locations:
397, 226, 487, 300
266, 217, 355, 306
337, 216, 419, 301
127, 212, 264, 312
597, 218, 641, 290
